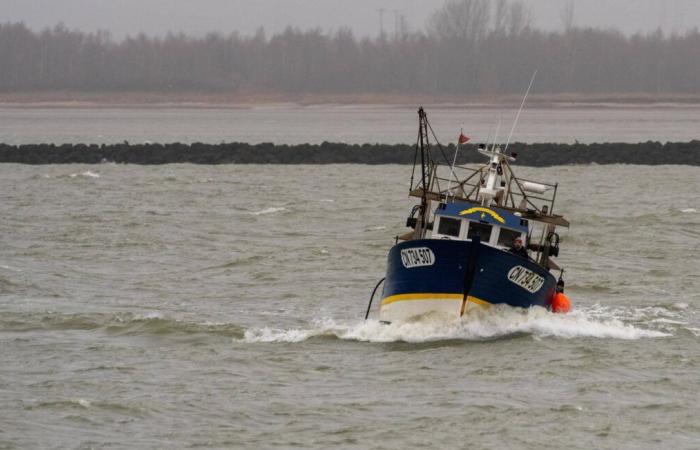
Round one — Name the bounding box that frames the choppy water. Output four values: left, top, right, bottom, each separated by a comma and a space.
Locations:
1, 163, 699, 449
1, 104, 700, 145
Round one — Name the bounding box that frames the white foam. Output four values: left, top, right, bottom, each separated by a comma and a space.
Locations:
113, 311, 164, 323
69, 170, 100, 178
685, 327, 700, 337
650, 318, 687, 325
680, 208, 697, 213
76, 398, 91, 408
243, 327, 318, 343
239, 306, 671, 344
134, 312, 165, 321
248, 207, 287, 216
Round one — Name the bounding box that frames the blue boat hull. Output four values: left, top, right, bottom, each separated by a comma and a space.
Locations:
379, 239, 557, 322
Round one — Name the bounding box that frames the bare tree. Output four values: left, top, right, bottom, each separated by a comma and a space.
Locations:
561, 1, 576, 32
507, 2, 530, 36
427, 0, 491, 41
1, 18, 699, 96
493, 0, 509, 35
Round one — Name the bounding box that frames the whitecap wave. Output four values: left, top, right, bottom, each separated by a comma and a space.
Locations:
69, 170, 100, 178
133, 311, 165, 321
242, 327, 320, 343
239, 306, 671, 344
680, 208, 697, 213
685, 327, 700, 337
248, 207, 287, 216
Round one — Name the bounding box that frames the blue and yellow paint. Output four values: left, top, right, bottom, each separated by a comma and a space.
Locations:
379, 238, 556, 322
458, 206, 506, 224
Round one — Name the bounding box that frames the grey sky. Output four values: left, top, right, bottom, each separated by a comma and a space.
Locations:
1, 0, 698, 39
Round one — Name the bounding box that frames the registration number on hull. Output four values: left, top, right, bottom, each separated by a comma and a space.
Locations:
507, 265, 545, 293
400, 247, 435, 268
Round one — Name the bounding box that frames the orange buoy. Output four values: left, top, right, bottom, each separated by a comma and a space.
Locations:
551, 292, 572, 314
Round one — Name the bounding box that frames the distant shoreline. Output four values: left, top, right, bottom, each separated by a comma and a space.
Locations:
2, 92, 700, 108
2, 141, 699, 165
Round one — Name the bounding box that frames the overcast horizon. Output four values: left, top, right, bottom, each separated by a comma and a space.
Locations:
2, 0, 699, 39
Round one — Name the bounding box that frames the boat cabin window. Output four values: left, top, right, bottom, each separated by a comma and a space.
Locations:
436, 216, 461, 238
497, 228, 522, 248
467, 222, 492, 242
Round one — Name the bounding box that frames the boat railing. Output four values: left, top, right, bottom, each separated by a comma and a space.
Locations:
420, 162, 565, 225
431, 164, 486, 201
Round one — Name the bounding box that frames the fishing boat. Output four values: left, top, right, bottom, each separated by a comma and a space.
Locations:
365, 107, 571, 323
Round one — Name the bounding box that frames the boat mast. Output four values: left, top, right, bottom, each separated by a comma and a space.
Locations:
416, 107, 430, 238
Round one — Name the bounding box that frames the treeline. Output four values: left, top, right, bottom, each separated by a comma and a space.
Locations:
1, 141, 698, 165
1, 0, 700, 95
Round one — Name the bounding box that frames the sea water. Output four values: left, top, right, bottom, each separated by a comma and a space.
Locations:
0, 163, 698, 448
2, 104, 700, 145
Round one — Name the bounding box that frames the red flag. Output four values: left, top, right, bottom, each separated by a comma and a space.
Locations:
458, 131, 470, 145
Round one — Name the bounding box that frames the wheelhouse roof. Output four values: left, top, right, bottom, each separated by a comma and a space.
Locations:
435, 200, 528, 232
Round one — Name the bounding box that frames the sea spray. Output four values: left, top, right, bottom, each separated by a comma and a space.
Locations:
239, 305, 671, 344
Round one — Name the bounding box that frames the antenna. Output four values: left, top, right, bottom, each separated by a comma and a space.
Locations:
504, 70, 537, 152
491, 117, 502, 152
484, 123, 493, 149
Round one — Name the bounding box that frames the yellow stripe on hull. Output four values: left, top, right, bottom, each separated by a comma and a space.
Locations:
380, 293, 491, 309
379, 293, 491, 322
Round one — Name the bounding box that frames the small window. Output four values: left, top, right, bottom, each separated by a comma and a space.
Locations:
437, 217, 461, 237
498, 228, 522, 247
467, 222, 492, 241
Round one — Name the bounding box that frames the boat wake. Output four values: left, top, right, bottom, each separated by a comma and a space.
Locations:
5, 304, 690, 344
240, 304, 685, 344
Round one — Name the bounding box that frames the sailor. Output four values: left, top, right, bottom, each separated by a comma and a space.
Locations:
509, 236, 529, 259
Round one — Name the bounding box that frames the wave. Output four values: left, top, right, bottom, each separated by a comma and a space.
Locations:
24, 398, 147, 416
200, 254, 262, 270
1, 311, 245, 338
248, 206, 287, 216
239, 305, 677, 344
69, 170, 100, 178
